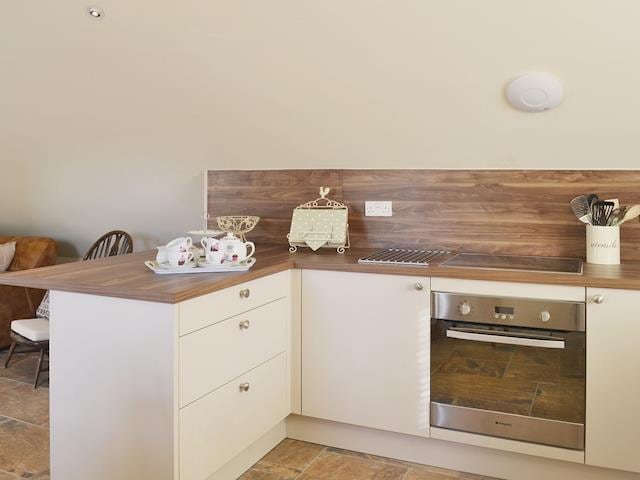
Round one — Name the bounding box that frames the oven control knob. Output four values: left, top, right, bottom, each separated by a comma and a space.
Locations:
539, 310, 551, 323
459, 302, 471, 316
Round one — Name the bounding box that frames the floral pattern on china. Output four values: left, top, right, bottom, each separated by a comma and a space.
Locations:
156, 237, 193, 265
201, 236, 221, 253
148, 235, 257, 274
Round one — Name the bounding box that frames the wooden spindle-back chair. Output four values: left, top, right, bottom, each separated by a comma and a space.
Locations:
83, 230, 133, 261
4, 230, 133, 387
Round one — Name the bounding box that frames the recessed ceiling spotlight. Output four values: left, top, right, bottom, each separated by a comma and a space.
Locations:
87, 7, 104, 18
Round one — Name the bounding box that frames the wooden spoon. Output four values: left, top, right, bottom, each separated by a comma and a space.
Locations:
616, 204, 640, 225
609, 206, 629, 226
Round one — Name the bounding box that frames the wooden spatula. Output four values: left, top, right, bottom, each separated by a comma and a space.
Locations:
615, 204, 640, 226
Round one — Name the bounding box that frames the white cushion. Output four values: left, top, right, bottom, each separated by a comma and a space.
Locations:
0, 241, 16, 272
11, 318, 50, 342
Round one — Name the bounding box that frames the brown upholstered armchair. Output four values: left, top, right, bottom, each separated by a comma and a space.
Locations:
0, 236, 57, 348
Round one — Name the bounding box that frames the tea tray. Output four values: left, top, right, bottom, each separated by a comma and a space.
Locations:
145, 257, 256, 275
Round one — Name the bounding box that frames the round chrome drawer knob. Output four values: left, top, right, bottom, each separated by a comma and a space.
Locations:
539, 310, 551, 323
239, 383, 250, 392
592, 295, 605, 304
239, 320, 250, 330
239, 288, 250, 299
459, 302, 471, 316
414, 282, 424, 291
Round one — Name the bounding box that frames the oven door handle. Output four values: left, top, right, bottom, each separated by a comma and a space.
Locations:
446, 328, 566, 349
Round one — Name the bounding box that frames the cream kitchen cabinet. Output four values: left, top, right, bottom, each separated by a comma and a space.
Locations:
27, 254, 640, 480
301, 270, 430, 437
49, 270, 292, 480
586, 287, 640, 474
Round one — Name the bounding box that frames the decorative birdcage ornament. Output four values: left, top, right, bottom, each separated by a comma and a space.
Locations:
216, 216, 260, 242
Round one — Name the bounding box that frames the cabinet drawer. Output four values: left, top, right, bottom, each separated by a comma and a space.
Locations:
179, 297, 288, 407
179, 270, 290, 336
179, 352, 289, 480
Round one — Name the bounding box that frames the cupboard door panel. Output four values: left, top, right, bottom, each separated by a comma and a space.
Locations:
586, 288, 640, 473
301, 270, 430, 437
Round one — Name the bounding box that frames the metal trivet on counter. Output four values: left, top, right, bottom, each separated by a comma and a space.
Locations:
358, 249, 451, 267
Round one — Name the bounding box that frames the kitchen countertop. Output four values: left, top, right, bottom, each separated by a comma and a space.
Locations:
3, 245, 640, 303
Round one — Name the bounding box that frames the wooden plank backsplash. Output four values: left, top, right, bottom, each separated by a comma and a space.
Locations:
208, 170, 640, 261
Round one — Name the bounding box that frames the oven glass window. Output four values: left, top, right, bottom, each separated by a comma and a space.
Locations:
431, 319, 585, 425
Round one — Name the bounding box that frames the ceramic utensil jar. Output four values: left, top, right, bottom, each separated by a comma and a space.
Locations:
586, 225, 620, 265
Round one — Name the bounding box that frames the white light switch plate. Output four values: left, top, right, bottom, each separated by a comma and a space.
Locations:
365, 201, 393, 217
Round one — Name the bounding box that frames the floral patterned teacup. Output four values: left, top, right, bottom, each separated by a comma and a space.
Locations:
167, 250, 194, 267
156, 237, 193, 263
201, 236, 221, 252
204, 251, 225, 265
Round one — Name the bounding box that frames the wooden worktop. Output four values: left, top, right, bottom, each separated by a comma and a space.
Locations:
3, 245, 640, 303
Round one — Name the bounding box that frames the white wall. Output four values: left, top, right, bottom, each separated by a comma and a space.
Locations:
2, 1, 640, 255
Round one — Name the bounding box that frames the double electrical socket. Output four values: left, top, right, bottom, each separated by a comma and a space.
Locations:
365, 201, 393, 217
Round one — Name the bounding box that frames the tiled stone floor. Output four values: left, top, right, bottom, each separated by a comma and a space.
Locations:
0, 349, 50, 479
241, 439, 495, 479
0, 350, 495, 480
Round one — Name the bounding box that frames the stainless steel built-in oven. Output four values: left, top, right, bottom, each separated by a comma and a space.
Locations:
430, 292, 586, 450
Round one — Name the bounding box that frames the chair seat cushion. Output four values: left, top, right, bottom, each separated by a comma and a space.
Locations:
11, 318, 50, 342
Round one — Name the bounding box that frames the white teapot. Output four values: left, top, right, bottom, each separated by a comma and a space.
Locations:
219, 233, 255, 263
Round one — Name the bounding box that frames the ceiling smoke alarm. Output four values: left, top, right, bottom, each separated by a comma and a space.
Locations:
506, 72, 564, 112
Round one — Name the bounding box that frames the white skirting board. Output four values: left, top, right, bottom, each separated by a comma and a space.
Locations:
430, 427, 584, 464
209, 421, 286, 480
285, 415, 640, 480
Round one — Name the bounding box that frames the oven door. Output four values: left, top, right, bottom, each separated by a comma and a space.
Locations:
430, 318, 585, 450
